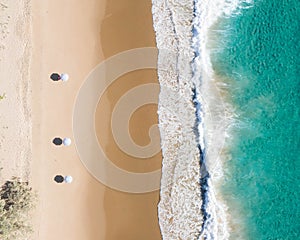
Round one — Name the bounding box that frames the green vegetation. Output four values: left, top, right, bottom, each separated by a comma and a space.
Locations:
0, 93, 5, 100
0, 177, 36, 240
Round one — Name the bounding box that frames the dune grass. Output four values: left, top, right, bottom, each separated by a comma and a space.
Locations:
0, 93, 6, 100
0, 177, 36, 240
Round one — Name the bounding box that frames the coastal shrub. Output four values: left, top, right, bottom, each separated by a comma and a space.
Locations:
0, 93, 5, 100
0, 177, 36, 240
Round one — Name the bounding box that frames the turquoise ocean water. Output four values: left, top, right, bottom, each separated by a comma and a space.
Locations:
208, 0, 300, 239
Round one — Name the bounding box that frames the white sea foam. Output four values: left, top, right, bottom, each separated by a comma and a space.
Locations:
152, 1, 203, 239
193, 1, 254, 239
152, 0, 252, 239
192, 1, 240, 239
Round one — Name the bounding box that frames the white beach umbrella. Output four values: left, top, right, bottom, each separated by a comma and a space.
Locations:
63, 137, 71, 146
60, 73, 69, 81
64, 175, 73, 183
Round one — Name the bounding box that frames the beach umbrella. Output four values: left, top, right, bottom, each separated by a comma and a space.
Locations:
54, 175, 64, 183
50, 73, 61, 81
60, 73, 69, 81
64, 175, 73, 183
63, 137, 71, 146
52, 137, 63, 146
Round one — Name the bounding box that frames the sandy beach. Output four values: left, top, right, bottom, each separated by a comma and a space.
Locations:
1, 0, 162, 239
0, 0, 32, 181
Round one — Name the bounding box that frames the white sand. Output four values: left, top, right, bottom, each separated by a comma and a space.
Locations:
0, 0, 32, 181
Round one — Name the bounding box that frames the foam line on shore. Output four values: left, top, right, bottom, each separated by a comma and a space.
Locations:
152, 0, 203, 239
192, 0, 253, 239
152, 0, 253, 239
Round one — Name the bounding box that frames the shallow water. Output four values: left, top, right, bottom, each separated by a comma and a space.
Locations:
209, 0, 300, 238
153, 0, 300, 238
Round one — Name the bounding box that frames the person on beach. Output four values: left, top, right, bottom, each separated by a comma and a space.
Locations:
50, 73, 69, 82
52, 137, 71, 146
